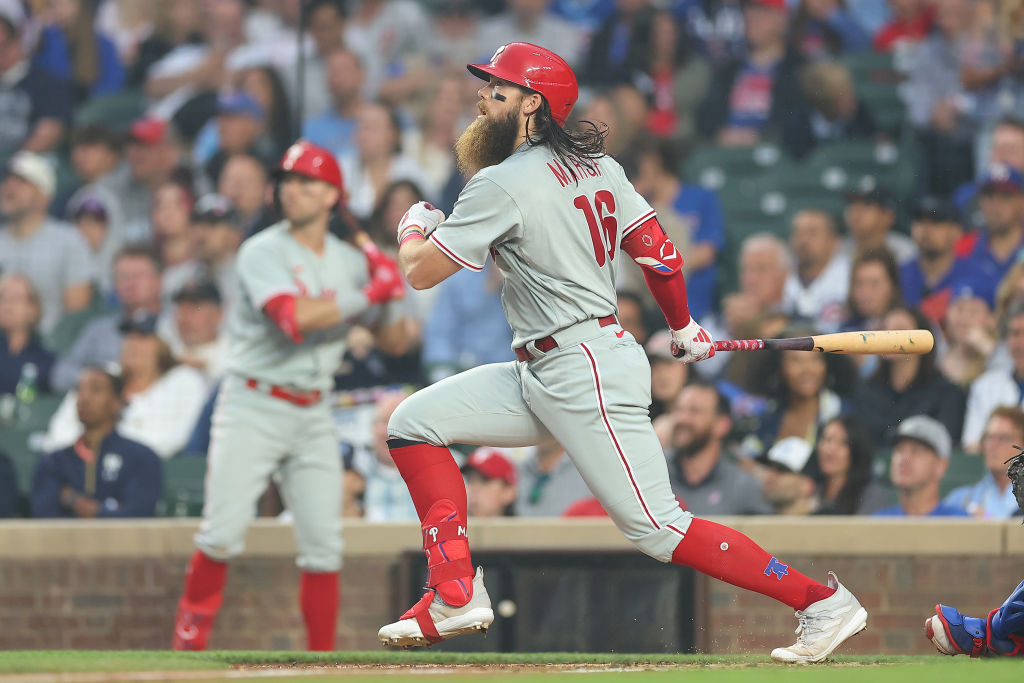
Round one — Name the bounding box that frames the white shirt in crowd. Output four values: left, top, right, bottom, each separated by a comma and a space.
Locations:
782, 253, 850, 333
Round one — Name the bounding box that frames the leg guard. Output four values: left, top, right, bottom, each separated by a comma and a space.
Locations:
420, 499, 474, 607
988, 579, 1024, 656
171, 551, 228, 651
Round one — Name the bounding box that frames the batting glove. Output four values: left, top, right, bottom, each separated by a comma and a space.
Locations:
670, 318, 716, 363
362, 249, 405, 304
397, 201, 445, 245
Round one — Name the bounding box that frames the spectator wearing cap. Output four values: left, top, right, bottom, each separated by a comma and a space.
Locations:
217, 153, 273, 236
873, 0, 935, 53
0, 273, 55, 396
938, 284, 997, 389
646, 329, 689, 421
852, 305, 965, 446
697, 0, 814, 158
190, 194, 243, 313
946, 406, 1024, 519
43, 311, 208, 458
960, 164, 1024, 307
754, 437, 818, 515
952, 117, 1024, 239
68, 196, 117, 297
516, 434, 593, 518
198, 91, 274, 187
0, 151, 96, 336
874, 415, 969, 517
31, 0, 125, 103
171, 279, 226, 386
358, 388, 418, 522
962, 300, 1024, 451
31, 365, 162, 518
899, 196, 973, 323
783, 209, 849, 334
51, 243, 171, 393
302, 48, 365, 160
121, 116, 186, 243
422, 260, 512, 383
840, 181, 918, 266
666, 382, 771, 515
0, 6, 71, 159
463, 447, 518, 518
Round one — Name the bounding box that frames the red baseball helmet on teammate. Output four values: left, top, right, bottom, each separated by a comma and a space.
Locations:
467, 42, 578, 126
276, 140, 345, 194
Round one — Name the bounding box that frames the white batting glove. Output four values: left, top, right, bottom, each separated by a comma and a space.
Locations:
670, 318, 716, 363
397, 201, 445, 245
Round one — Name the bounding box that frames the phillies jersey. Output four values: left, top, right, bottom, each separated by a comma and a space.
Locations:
226, 221, 370, 391
428, 143, 657, 348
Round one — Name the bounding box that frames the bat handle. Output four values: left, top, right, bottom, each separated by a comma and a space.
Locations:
714, 339, 766, 352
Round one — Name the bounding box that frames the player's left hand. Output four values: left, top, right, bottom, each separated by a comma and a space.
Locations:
397, 202, 445, 244
670, 318, 716, 363
361, 248, 405, 304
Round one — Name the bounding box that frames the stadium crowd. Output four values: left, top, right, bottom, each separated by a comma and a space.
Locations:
1, 0, 1024, 523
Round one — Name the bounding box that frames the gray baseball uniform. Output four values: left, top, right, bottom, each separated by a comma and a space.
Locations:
389, 144, 693, 562
195, 222, 372, 572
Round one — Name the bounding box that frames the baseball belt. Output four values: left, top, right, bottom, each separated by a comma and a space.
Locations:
515, 314, 618, 362
244, 378, 323, 406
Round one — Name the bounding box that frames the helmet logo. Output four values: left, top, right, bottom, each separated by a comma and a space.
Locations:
490, 44, 507, 65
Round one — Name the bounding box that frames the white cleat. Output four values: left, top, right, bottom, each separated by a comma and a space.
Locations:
925, 614, 959, 655
770, 572, 868, 663
378, 566, 494, 648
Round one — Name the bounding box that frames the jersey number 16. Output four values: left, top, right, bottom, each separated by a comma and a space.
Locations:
574, 191, 617, 267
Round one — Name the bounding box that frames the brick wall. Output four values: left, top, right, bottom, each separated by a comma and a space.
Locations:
0, 519, 1020, 653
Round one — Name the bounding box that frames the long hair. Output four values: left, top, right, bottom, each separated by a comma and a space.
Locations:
524, 97, 609, 183
808, 415, 876, 515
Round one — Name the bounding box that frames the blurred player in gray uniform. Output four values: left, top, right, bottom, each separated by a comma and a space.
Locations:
376, 43, 867, 663
172, 141, 405, 651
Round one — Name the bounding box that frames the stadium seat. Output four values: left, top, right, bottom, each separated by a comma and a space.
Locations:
0, 395, 65, 498
840, 51, 907, 134
683, 143, 791, 192
159, 456, 207, 517
71, 89, 146, 132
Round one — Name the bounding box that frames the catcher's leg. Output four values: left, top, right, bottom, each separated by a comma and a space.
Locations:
380, 362, 547, 647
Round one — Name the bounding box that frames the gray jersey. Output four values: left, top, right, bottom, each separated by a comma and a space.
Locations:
226, 221, 370, 392
429, 144, 655, 348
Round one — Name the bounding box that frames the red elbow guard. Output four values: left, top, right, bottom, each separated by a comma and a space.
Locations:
263, 294, 304, 344
621, 218, 691, 329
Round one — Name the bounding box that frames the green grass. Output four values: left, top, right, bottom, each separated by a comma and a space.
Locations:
0, 651, 1021, 682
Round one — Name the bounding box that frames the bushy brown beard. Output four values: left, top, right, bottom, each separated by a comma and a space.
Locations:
454, 107, 521, 178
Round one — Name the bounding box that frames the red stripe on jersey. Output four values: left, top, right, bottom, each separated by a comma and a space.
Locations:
429, 234, 484, 272
621, 209, 657, 239
579, 343, 660, 530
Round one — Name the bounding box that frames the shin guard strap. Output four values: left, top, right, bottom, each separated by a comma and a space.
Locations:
427, 557, 475, 587
404, 590, 443, 644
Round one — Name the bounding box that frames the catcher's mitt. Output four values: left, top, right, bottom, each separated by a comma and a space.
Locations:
1007, 445, 1024, 520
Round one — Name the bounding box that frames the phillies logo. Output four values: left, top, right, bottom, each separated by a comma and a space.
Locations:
426, 527, 438, 543
764, 557, 789, 580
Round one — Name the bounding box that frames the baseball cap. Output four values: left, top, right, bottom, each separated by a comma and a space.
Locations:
645, 329, 675, 362
192, 193, 240, 226
912, 196, 960, 224
846, 177, 893, 209
117, 311, 160, 335
892, 415, 952, 459
7, 151, 56, 197
461, 447, 517, 486
979, 163, 1024, 195
172, 279, 222, 305
218, 92, 265, 121
129, 116, 170, 146
757, 436, 813, 472
70, 195, 110, 222
0, 0, 25, 28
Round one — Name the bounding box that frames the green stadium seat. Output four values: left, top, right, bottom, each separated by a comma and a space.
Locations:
45, 285, 113, 355
159, 456, 207, 517
874, 449, 986, 501
72, 89, 146, 132
683, 143, 791, 191
0, 395, 65, 497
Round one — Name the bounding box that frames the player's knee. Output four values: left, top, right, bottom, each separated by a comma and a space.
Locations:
628, 529, 678, 563
387, 394, 446, 445
296, 543, 343, 573
194, 533, 244, 562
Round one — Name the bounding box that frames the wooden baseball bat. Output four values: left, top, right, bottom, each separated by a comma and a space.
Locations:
713, 329, 934, 355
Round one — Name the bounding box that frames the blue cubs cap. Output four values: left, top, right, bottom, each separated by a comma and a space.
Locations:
979, 163, 1024, 194
218, 92, 265, 121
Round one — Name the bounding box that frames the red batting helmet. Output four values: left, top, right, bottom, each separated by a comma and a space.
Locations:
276, 140, 345, 194
467, 43, 578, 126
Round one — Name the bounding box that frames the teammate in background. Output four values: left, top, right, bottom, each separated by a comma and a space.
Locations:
377, 42, 867, 663
171, 141, 406, 652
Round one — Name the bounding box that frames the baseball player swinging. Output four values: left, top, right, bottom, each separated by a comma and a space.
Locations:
172, 141, 405, 651
377, 43, 867, 663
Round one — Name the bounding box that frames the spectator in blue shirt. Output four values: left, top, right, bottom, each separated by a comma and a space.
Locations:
899, 196, 972, 324
961, 164, 1024, 307
790, 0, 871, 60
301, 48, 365, 161
0, 273, 55, 395
31, 365, 162, 518
32, 0, 124, 103
422, 261, 513, 383
874, 415, 970, 517
623, 139, 724, 321
945, 406, 1024, 519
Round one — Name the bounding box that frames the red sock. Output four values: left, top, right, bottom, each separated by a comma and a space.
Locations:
172, 550, 228, 650
671, 519, 835, 610
388, 439, 473, 606
300, 571, 339, 651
